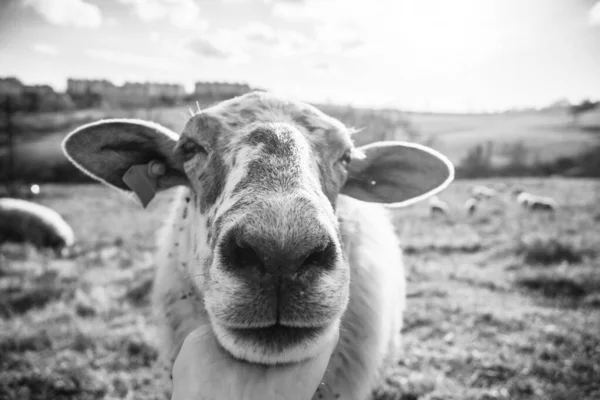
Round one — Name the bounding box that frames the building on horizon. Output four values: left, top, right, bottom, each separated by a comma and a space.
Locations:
194, 81, 252, 99
67, 78, 186, 99
67, 78, 116, 96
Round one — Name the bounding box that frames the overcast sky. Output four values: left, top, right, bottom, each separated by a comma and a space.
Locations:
1, 0, 599, 112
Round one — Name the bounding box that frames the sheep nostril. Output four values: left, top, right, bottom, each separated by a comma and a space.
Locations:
300, 241, 336, 271
230, 237, 264, 272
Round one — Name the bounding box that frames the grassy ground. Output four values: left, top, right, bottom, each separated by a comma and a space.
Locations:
1, 179, 599, 399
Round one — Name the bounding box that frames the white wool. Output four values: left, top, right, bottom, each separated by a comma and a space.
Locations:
151, 194, 406, 400
0, 197, 74, 248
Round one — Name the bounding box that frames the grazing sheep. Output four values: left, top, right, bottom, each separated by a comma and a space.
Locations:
0, 198, 74, 257
429, 195, 450, 216
526, 195, 557, 212
471, 185, 497, 199
464, 196, 479, 216
61, 91, 454, 400
516, 191, 535, 207
516, 192, 557, 212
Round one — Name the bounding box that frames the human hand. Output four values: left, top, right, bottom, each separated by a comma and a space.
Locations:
171, 325, 339, 400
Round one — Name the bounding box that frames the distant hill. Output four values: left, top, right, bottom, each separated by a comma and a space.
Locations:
403, 107, 600, 167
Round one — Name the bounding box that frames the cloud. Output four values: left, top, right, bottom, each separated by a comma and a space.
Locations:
118, 0, 202, 29
106, 17, 118, 27
310, 61, 339, 75
313, 24, 366, 56
184, 29, 249, 64
187, 38, 231, 59
23, 0, 102, 28
590, 2, 600, 26
235, 23, 313, 57
32, 43, 59, 56
85, 49, 176, 69
241, 22, 278, 45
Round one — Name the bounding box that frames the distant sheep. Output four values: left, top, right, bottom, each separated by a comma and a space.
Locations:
471, 185, 497, 199
528, 195, 558, 212
0, 198, 74, 257
516, 192, 557, 212
516, 192, 534, 207
464, 197, 479, 216
429, 196, 450, 216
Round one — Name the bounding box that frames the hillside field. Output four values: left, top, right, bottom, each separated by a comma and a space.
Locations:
404, 108, 600, 166
1, 178, 599, 400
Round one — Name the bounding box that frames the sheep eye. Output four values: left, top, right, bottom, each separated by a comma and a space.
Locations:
340, 151, 352, 167
180, 140, 206, 161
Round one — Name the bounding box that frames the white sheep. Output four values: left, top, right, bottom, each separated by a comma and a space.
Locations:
516, 192, 557, 212
429, 195, 450, 216
516, 191, 534, 207
61, 91, 455, 400
0, 198, 74, 257
464, 196, 479, 216
471, 184, 497, 199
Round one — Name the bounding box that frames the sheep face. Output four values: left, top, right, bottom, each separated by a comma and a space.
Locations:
61, 91, 455, 365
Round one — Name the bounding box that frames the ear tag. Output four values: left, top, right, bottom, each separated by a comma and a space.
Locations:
122, 160, 166, 208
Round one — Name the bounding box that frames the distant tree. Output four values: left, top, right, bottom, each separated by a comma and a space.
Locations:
569, 99, 599, 125
458, 143, 492, 178
506, 141, 528, 168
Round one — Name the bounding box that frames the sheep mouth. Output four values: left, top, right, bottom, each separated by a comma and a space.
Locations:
227, 324, 326, 349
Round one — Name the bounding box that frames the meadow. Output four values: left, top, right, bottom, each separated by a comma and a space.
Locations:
1, 178, 599, 400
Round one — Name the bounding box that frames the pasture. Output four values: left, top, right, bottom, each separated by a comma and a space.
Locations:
1, 178, 598, 400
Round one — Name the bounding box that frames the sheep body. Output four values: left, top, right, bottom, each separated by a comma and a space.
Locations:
471, 185, 497, 199
516, 192, 557, 211
528, 195, 558, 211
0, 198, 74, 256
152, 190, 406, 399
464, 196, 479, 216
429, 195, 449, 216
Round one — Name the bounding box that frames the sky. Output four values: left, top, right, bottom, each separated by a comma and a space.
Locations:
0, 0, 599, 112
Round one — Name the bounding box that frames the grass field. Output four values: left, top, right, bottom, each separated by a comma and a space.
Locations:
1, 178, 599, 400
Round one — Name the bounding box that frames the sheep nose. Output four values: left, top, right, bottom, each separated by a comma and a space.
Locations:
219, 228, 338, 277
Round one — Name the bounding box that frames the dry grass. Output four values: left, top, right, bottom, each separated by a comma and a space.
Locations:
1, 178, 599, 400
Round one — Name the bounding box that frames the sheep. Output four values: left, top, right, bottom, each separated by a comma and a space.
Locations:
429, 195, 450, 216
61, 91, 455, 400
529, 197, 557, 211
464, 196, 479, 216
516, 191, 535, 207
471, 185, 497, 199
0, 197, 74, 257
515, 192, 557, 212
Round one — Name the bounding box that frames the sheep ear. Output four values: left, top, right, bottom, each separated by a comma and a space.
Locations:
340, 141, 454, 207
62, 119, 189, 206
